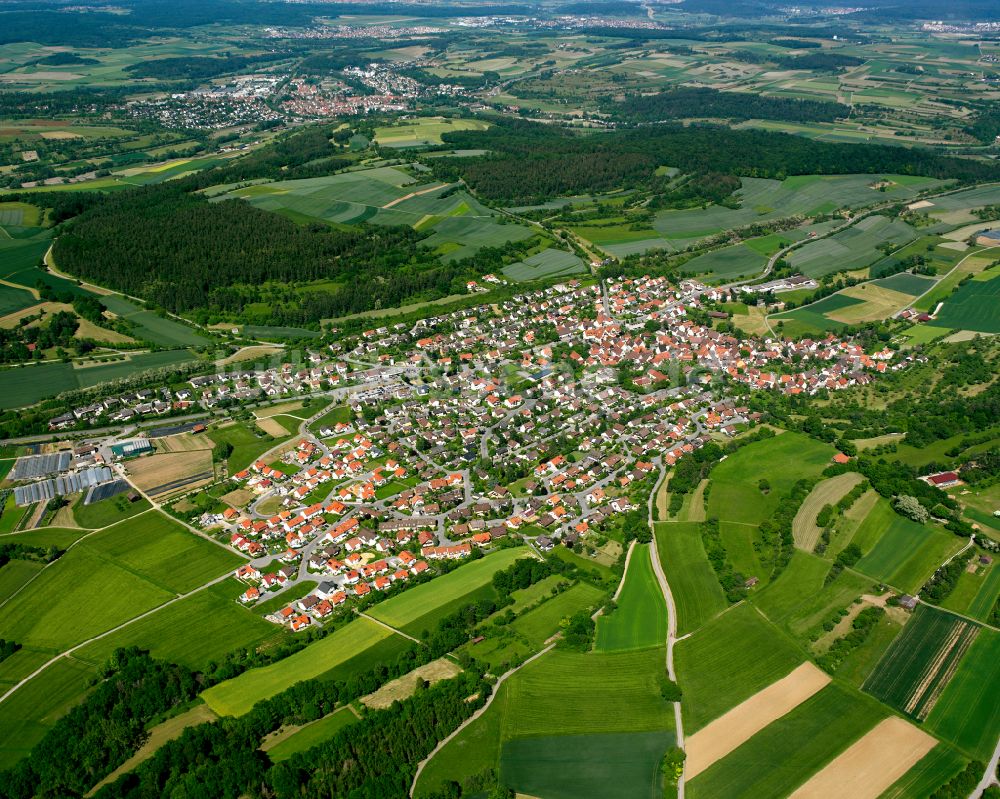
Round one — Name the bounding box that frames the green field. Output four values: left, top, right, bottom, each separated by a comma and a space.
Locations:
265, 707, 359, 762
595, 544, 665, 652
374, 117, 490, 148
208, 421, 287, 473
502, 248, 586, 282
98, 295, 209, 347
417, 646, 674, 797
367, 546, 531, 635
654, 522, 728, 635
862, 605, 980, 721
72, 494, 152, 528
0, 283, 37, 317
0, 512, 240, 651
0, 349, 198, 409
788, 215, 919, 277
0, 559, 43, 604
201, 615, 401, 716
775, 293, 865, 335
74, 581, 282, 671
924, 627, 1000, 761
877, 743, 969, 799
675, 603, 804, 732
853, 508, 962, 593
687, 683, 886, 799
752, 550, 871, 639
501, 730, 674, 799
706, 433, 834, 526
681, 242, 768, 281
929, 271, 1000, 334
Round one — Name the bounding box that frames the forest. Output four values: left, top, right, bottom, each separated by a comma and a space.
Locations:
427, 119, 1000, 204
608, 87, 849, 125
125, 53, 288, 81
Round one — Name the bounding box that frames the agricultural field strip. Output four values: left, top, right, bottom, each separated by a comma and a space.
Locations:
786, 717, 936, 799
685, 662, 831, 779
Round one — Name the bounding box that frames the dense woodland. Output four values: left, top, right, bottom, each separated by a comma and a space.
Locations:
125, 53, 288, 81
428, 120, 999, 204
608, 87, 849, 125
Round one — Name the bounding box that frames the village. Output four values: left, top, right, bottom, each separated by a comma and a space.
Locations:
9, 274, 914, 634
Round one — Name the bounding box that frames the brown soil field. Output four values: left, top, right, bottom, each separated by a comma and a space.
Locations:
255, 401, 303, 419
220, 488, 255, 509
361, 658, 461, 710
126, 451, 214, 498
793, 472, 864, 551
787, 717, 936, 799
154, 433, 213, 454
256, 417, 290, 437
685, 662, 831, 780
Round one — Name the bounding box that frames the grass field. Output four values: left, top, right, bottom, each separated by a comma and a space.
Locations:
0, 559, 43, 604
687, 683, 886, 799
501, 730, 674, 799
502, 248, 586, 282
201, 615, 401, 716
862, 605, 980, 722
654, 522, 728, 636
374, 117, 490, 147
0, 512, 239, 651
264, 707, 359, 762
675, 603, 804, 733
787, 215, 919, 278
595, 544, 665, 652
707, 433, 833, 527
853, 508, 962, 593
417, 646, 673, 797
97, 295, 209, 347
924, 627, 1000, 761
75, 581, 283, 671
208, 421, 287, 473
929, 271, 1000, 334
877, 743, 969, 799
367, 546, 531, 635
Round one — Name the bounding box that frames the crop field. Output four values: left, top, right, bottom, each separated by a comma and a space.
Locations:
862, 605, 980, 722
201, 616, 400, 716
924, 628, 1000, 761
417, 647, 673, 796
0, 559, 43, 604
871, 271, 938, 296
367, 546, 531, 634
0, 656, 96, 769
676, 603, 804, 732
914, 252, 997, 313
595, 544, 665, 652
374, 117, 490, 147
221, 167, 534, 260
651, 176, 936, 246
0, 283, 37, 317
854, 514, 961, 593
654, 522, 727, 635
706, 432, 833, 527
687, 683, 886, 799
125, 450, 214, 499
787, 215, 919, 278
752, 551, 871, 638
685, 662, 830, 780
825, 283, 918, 324
877, 744, 969, 799
928, 271, 1000, 334
98, 294, 209, 347
792, 472, 864, 551
265, 707, 359, 762
502, 248, 586, 281
75, 582, 282, 671
683, 242, 769, 281
775, 294, 865, 335
501, 730, 674, 799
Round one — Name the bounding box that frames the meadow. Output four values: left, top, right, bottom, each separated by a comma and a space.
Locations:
686, 683, 885, 799
0, 511, 239, 651
853, 511, 962, 593
264, 707, 359, 762
201, 616, 402, 716
367, 546, 531, 635
706, 432, 833, 527
654, 522, 728, 635
374, 117, 491, 148
929, 271, 1000, 334
675, 603, 804, 732
98, 294, 210, 347
787, 215, 919, 278
417, 646, 674, 798
595, 544, 666, 652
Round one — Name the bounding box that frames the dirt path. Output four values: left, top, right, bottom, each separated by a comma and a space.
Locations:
356, 611, 422, 644
382, 183, 446, 209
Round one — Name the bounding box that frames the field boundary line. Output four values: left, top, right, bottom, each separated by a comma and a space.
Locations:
408, 641, 557, 797
356, 611, 421, 643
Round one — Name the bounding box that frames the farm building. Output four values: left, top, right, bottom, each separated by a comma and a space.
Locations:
922, 471, 960, 488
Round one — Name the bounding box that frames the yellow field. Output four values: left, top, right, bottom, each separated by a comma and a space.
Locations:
153, 433, 213, 453
792, 472, 864, 551
254, 401, 303, 419
255, 417, 290, 437
827, 284, 913, 324
361, 658, 462, 710
731, 305, 772, 336
788, 717, 935, 799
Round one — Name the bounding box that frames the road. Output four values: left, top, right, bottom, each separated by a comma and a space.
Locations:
648, 461, 685, 799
